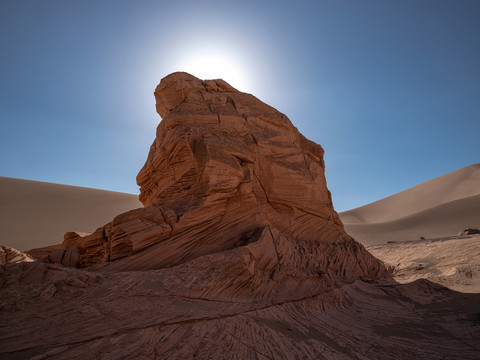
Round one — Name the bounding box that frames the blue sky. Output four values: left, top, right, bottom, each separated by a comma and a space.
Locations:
1, 0, 479, 212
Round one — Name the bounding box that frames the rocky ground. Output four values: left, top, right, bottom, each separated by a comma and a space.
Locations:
1, 248, 480, 359
369, 234, 480, 293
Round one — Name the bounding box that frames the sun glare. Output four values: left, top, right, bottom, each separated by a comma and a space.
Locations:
177, 50, 251, 92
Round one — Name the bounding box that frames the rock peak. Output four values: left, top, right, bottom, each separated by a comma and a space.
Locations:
154, 72, 238, 118
60, 72, 388, 295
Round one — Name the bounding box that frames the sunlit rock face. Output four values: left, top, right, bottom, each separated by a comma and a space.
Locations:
0, 246, 34, 265
61, 72, 387, 286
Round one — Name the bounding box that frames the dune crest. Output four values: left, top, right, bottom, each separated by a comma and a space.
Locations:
340, 164, 480, 245
0, 177, 142, 250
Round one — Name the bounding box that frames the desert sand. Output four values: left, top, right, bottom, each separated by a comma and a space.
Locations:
1, 73, 479, 359
369, 234, 480, 293
0, 177, 142, 251
339, 164, 480, 246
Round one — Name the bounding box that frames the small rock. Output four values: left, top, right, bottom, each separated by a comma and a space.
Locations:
40, 284, 57, 299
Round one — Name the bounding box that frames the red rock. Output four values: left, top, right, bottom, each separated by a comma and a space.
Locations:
62, 248, 80, 267
25, 243, 63, 260
61, 73, 386, 286
49, 249, 65, 264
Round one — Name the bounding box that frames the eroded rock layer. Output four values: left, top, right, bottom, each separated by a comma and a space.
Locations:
1, 260, 479, 359
59, 73, 386, 287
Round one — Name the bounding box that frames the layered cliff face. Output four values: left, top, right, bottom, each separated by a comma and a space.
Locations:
61, 73, 386, 287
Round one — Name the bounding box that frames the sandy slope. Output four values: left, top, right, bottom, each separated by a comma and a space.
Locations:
344, 194, 480, 245
339, 164, 480, 246
369, 234, 480, 293
0, 177, 142, 251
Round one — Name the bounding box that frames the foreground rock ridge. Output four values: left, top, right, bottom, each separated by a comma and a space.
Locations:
2, 73, 479, 360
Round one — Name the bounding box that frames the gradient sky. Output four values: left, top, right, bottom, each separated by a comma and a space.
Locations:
1, 0, 479, 212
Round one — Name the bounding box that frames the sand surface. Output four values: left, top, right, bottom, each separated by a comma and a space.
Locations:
369, 234, 480, 293
339, 164, 480, 295
0, 177, 142, 250
339, 164, 480, 246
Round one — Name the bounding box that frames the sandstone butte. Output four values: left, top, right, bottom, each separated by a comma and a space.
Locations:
1, 72, 479, 359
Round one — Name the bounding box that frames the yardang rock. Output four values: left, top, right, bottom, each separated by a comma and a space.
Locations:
60, 72, 387, 289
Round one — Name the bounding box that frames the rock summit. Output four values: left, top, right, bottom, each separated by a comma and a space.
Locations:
61, 72, 387, 288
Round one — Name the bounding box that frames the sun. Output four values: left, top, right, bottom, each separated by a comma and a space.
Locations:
176, 49, 251, 92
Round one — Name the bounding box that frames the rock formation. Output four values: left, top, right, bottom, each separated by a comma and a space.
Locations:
59, 72, 387, 288
1, 73, 479, 359
0, 246, 34, 265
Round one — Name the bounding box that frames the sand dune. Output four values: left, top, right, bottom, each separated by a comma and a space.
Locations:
0, 177, 142, 251
3, 164, 478, 251
339, 164, 480, 246
344, 194, 480, 245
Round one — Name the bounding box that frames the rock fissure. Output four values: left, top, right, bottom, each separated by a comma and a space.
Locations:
301, 150, 315, 181
251, 169, 272, 205
267, 226, 282, 271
